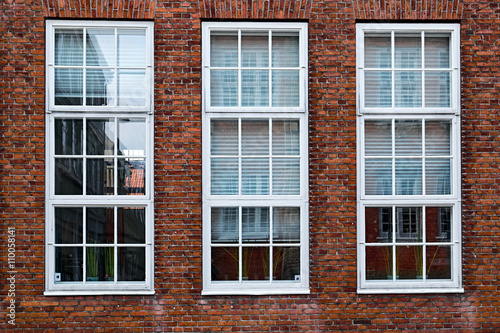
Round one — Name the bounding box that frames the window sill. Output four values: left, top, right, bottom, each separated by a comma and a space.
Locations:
202, 287, 310, 296
357, 287, 464, 294
44, 289, 155, 296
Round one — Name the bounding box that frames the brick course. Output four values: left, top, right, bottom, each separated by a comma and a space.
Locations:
1, 0, 499, 332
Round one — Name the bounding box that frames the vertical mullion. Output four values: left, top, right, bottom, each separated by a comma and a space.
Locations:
422, 119, 426, 196
392, 205, 396, 280
114, 117, 118, 196
421, 31, 426, 108
238, 118, 242, 196
269, 118, 273, 195
83, 207, 87, 283
82, 117, 87, 196
391, 118, 396, 196
114, 206, 118, 283
83, 28, 87, 107
238, 30, 241, 108
238, 206, 242, 283
391, 31, 395, 109
269, 30, 273, 107
114, 28, 118, 106
422, 205, 427, 282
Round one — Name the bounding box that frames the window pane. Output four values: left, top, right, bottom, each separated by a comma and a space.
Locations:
242, 33, 269, 67
425, 121, 451, 156
118, 207, 146, 244
395, 36, 421, 68
55, 158, 83, 195
86, 29, 115, 66
118, 119, 146, 156
55, 247, 83, 282
396, 207, 422, 242
365, 159, 392, 195
211, 247, 239, 281
273, 247, 300, 281
425, 71, 450, 107
55, 207, 83, 244
241, 120, 269, 155
117, 158, 145, 195
426, 207, 451, 242
241, 70, 269, 106
395, 71, 422, 107
242, 158, 269, 195
365, 207, 392, 243
210, 34, 238, 67
242, 207, 269, 243
86, 207, 114, 244
87, 158, 114, 195
117, 69, 145, 106
365, 71, 392, 107
211, 70, 238, 107
87, 118, 115, 155
272, 120, 300, 156
273, 207, 300, 243
243, 247, 269, 280
211, 158, 238, 195
395, 159, 422, 195
364, 120, 392, 156
426, 246, 452, 279
366, 246, 393, 280
55, 29, 83, 66
55, 68, 83, 105
211, 119, 238, 156
396, 246, 423, 280
55, 119, 83, 155
211, 207, 239, 243
86, 69, 115, 106
425, 36, 450, 68
364, 36, 391, 68
117, 247, 145, 281
272, 70, 299, 107
272, 158, 300, 195
86, 247, 103, 281
426, 159, 451, 195
118, 29, 146, 67
395, 120, 422, 156
272, 33, 299, 67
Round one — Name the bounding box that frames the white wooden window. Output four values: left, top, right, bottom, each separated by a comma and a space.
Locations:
45, 21, 154, 295
357, 24, 462, 293
202, 22, 309, 295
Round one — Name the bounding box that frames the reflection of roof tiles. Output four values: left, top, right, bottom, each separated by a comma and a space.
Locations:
125, 167, 145, 189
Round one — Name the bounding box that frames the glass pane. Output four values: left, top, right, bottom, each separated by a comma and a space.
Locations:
117, 69, 145, 106
395, 120, 422, 156
117, 247, 145, 281
211, 119, 238, 155
103, 247, 115, 281
395, 159, 422, 195
396, 246, 423, 280
55, 158, 83, 195
210, 33, 238, 67
86, 29, 114, 66
55, 207, 83, 244
395, 36, 421, 68
86, 247, 108, 281
55, 247, 82, 282
426, 159, 451, 195
86, 69, 115, 106
118, 118, 146, 156
366, 246, 393, 280
395, 71, 422, 107
241, 119, 269, 155
118, 29, 146, 67
55, 29, 83, 66
211, 70, 238, 107
396, 207, 422, 242
242, 158, 269, 195
272, 70, 299, 107
243, 247, 269, 280
242, 33, 269, 67
273, 247, 300, 281
117, 158, 145, 195
241, 70, 269, 107
86, 207, 114, 244
364, 36, 391, 68
272, 33, 299, 67
272, 120, 299, 155
55, 119, 83, 155
365, 207, 392, 243
426, 246, 452, 279
425, 71, 450, 107
86, 158, 114, 195
426, 207, 451, 242
273, 207, 300, 243
425, 36, 450, 68
364, 120, 392, 156
211, 247, 238, 281
55, 68, 83, 105
272, 158, 300, 195
426, 121, 451, 156
211, 207, 239, 243
118, 207, 145, 244
87, 118, 115, 155
365, 159, 392, 195
365, 71, 392, 107
211, 158, 238, 195
242, 207, 269, 243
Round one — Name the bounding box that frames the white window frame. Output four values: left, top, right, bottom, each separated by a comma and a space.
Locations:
356, 23, 462, 294
45, 20, 154, 295
202, 22, 309, 295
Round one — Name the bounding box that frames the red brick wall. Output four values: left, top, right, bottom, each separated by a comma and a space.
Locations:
1, 0, 499, 331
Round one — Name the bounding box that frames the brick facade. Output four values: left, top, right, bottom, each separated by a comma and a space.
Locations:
1, 0, 499, 331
